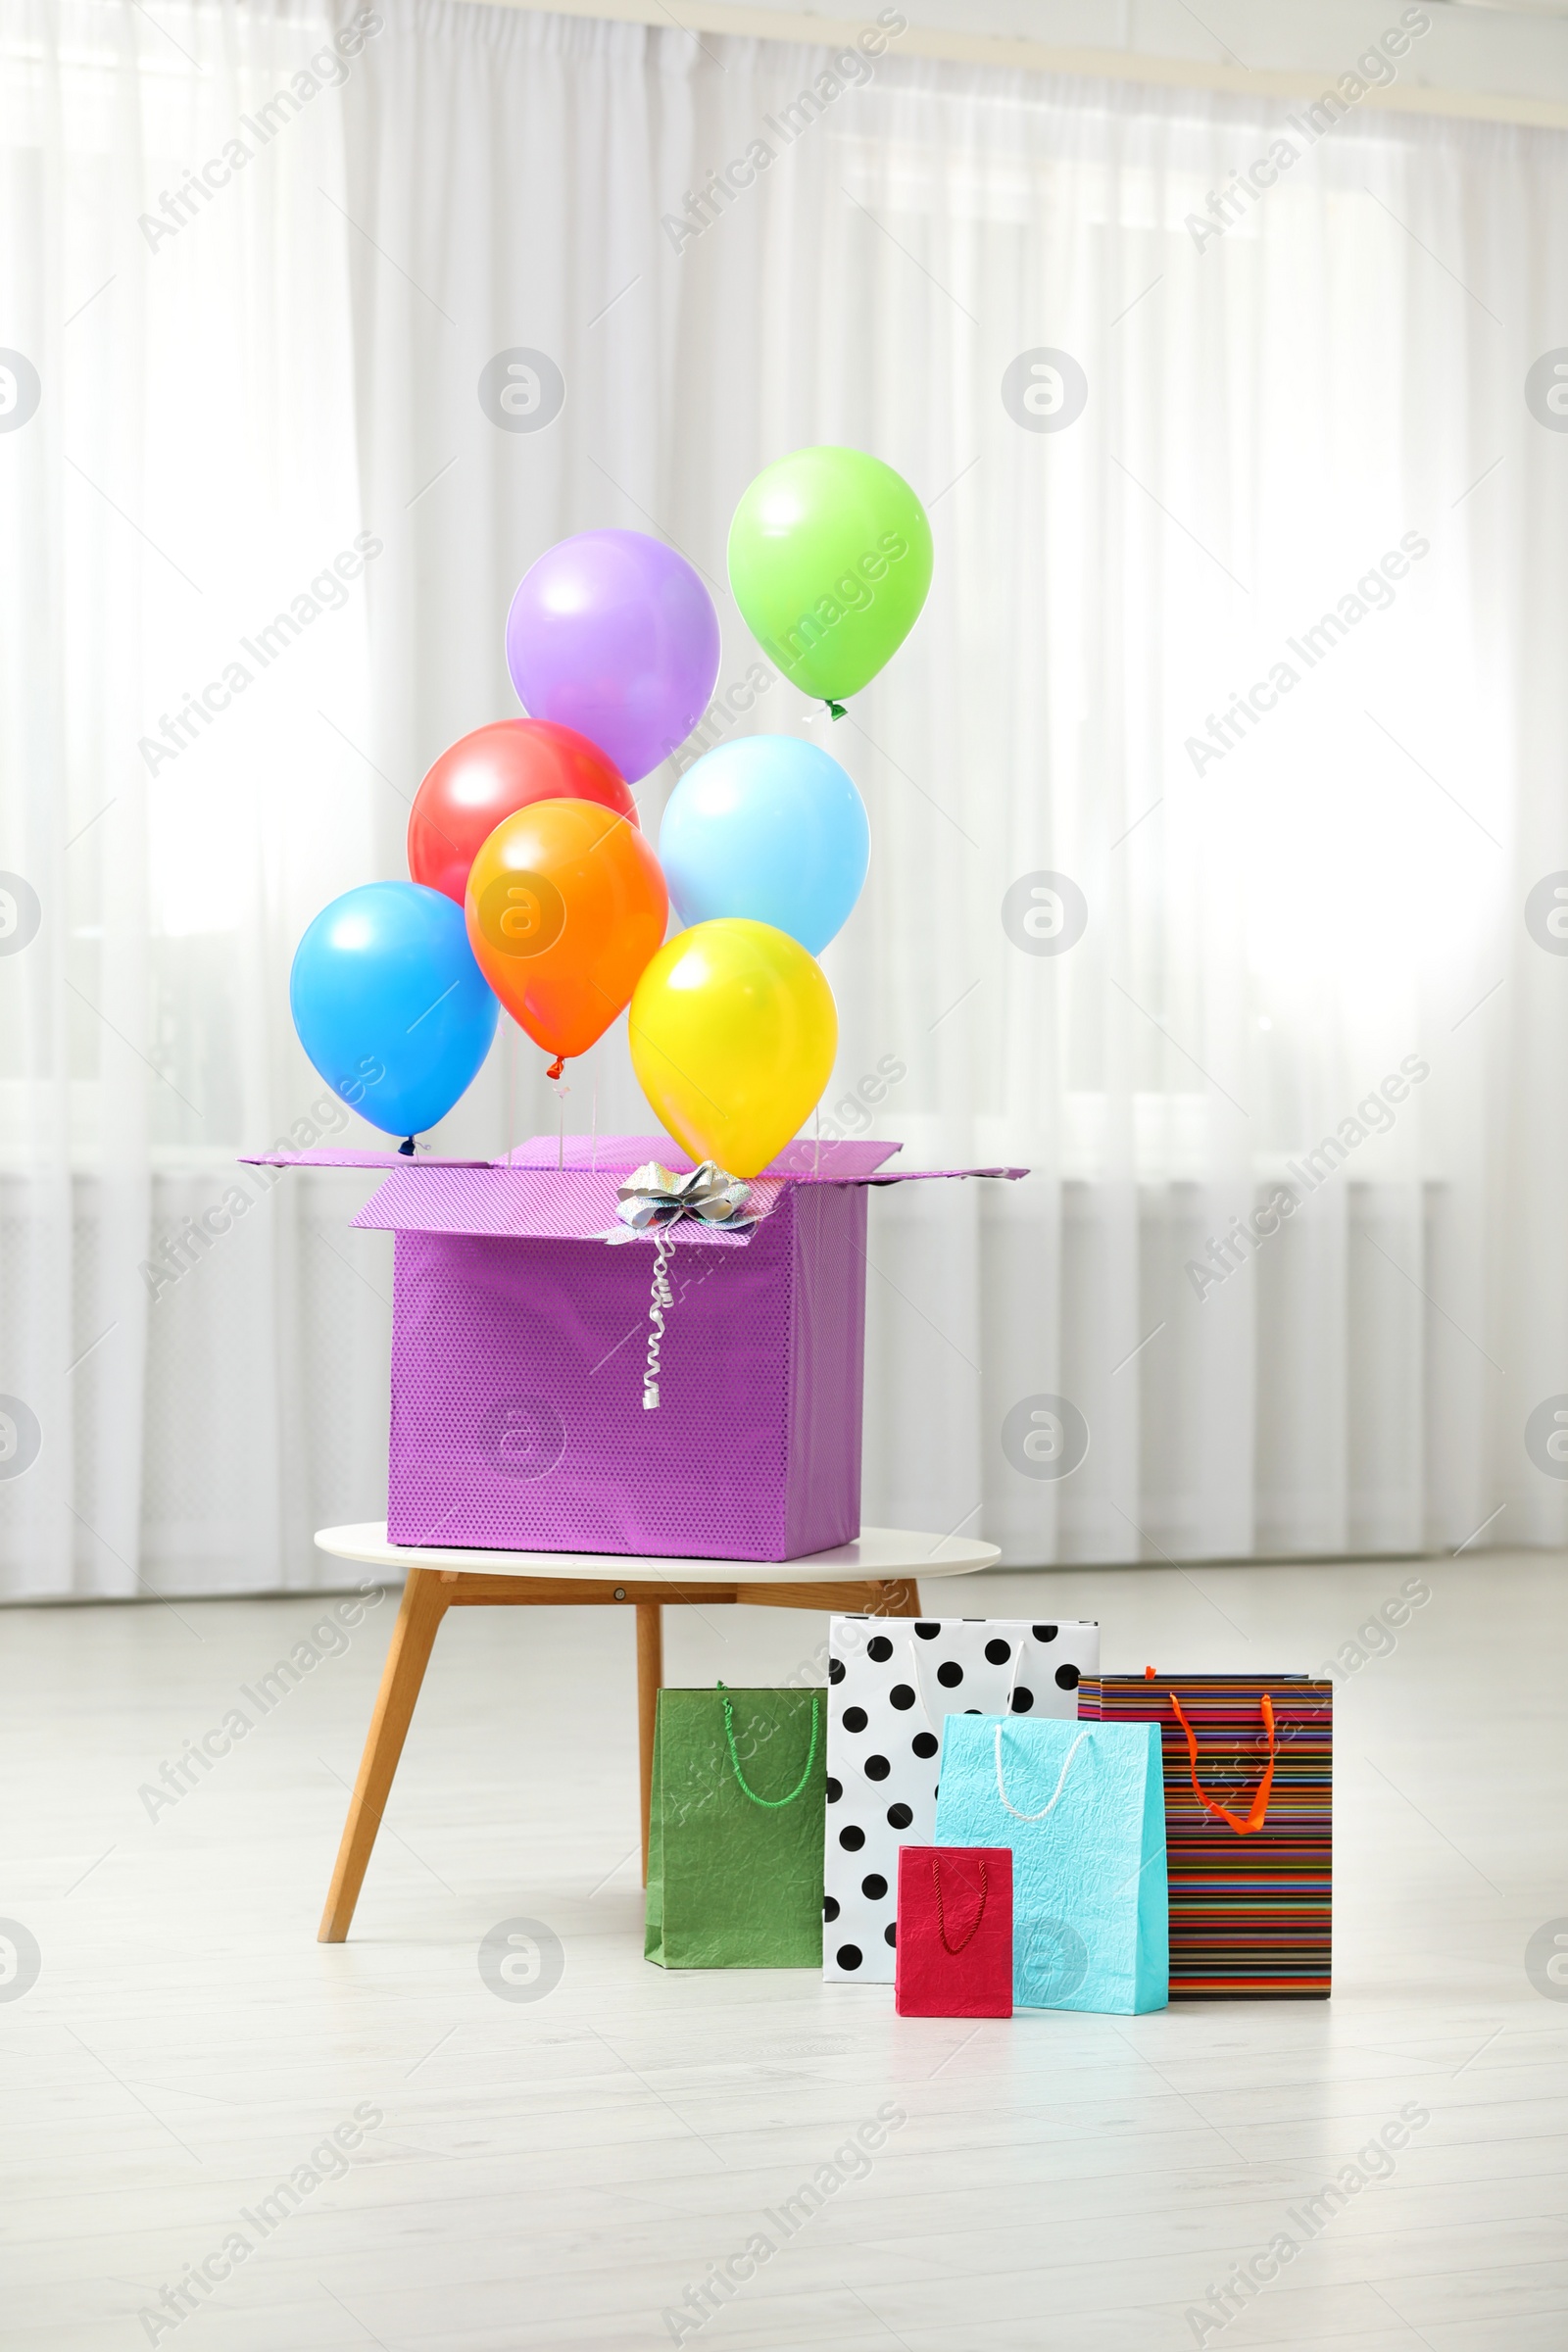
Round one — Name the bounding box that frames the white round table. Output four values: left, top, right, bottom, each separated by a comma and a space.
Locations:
315, 1520, 998, 1586
313, 1522, 997, 1942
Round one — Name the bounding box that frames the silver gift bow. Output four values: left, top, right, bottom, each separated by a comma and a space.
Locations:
607, 1162, 755, 1409
611, 1160, 756, 1235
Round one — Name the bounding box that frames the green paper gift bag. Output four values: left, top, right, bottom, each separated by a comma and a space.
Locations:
645, 1684, 825, 1968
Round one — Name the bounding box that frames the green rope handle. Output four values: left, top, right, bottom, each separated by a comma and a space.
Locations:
717, 1682, 820, 1807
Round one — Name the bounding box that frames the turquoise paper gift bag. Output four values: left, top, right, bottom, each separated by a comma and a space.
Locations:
934, 1717, 1168, 2014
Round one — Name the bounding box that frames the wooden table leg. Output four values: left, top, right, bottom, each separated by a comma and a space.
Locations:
636, 1600, 663, 1886
874, 1578, 922, 1617
318, 1567, 451, 1943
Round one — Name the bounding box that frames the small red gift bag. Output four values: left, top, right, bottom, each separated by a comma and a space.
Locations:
894, 1846, 1013, 2018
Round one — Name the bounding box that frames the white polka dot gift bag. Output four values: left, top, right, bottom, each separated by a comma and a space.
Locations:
823, 1615, 1100, 1983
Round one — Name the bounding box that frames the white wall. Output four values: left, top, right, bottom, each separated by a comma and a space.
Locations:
512, 0, 1568, 113
855, 0, 1568, 95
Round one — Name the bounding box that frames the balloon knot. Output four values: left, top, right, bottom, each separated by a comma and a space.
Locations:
546, 1054, 565, 1081
826, 700, 847, 721
398, 1136, 416, 1156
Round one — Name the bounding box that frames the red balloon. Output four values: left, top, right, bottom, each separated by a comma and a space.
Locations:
407, 719, 639, 905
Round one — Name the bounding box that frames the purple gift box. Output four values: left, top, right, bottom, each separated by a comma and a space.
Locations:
246, 1135, 1022, 1561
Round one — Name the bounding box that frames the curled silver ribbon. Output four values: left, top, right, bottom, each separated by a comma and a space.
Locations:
612, 1159, 755, 1234
641, 1230, 674, 1410
609, 1162, 754, 1411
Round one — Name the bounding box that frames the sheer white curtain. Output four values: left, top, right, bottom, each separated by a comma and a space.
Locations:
5, 0, 1566, 1594
0, 0, 386, 1598
340, 3, 1568, 1569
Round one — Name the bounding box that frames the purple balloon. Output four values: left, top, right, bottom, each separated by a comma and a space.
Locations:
505, 529, 721, 785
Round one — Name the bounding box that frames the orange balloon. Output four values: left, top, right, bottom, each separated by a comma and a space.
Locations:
465, 799, 668, 1071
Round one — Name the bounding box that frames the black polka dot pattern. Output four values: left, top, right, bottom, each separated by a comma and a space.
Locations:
823, 1610, 1102, 1985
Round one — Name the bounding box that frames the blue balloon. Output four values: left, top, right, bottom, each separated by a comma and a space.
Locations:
659, 735, 869, 954
289, 882, 498, 1142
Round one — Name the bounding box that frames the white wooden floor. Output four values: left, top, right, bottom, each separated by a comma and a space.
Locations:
3, 1549, 1566, 2351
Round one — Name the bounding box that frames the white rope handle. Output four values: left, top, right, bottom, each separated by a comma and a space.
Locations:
994, 1724, 1091, 1822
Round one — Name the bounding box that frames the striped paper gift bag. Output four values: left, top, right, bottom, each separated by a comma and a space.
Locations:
1085, 1673, 1332, 2000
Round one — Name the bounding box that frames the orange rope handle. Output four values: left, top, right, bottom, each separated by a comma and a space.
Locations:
1167, 1689, 1276, 1836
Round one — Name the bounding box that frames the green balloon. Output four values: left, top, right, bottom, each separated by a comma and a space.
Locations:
727, 446, 933, 711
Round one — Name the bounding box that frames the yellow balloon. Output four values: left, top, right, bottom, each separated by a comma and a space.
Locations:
629, 918, 837, 1180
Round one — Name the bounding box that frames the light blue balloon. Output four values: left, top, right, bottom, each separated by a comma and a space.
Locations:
659, 735, 869, 954
289, 882, 499, 1143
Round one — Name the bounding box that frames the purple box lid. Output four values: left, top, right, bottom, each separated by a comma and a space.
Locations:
243, 1131, 1027, 1202
503, 1133, 1026, 1187
503, 1133, 905, 1179
238, 1135, 899, 1179
347, 1145, 1025, 1243
352, 1165, 784, 1246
